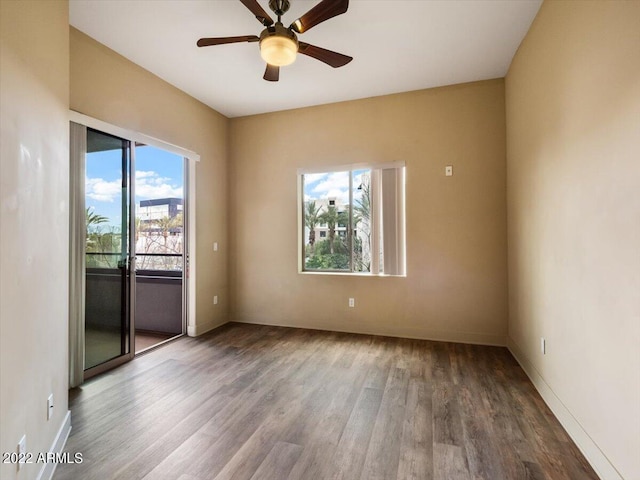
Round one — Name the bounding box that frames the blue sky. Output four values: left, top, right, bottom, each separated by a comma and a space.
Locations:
303, 169, 368, 205
86, 145, 183, 228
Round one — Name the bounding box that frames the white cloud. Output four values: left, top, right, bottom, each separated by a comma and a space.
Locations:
135, 170, 156, 179
324, 188, 349, 204
301, 171, 350, 203
86, 177, 121, 202
312, 172, 349, 195
86, 170, 182, 203
353, 172, 365, 187
303, 172, 328, 185
136, 177, 182, 199
309, 172, 349, 204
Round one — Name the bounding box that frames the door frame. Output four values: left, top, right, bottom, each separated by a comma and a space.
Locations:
70, 111, 199, 381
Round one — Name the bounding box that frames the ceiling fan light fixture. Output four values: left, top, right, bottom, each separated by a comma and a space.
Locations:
260, 34, 297, 66
197, 0, 352, 81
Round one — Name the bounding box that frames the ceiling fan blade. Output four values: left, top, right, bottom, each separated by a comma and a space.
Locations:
290, 0, 349, 34
239, 0, 274, 26
197, 35, 259, 47
263, 64, 280, 82
298, 42, 353, 68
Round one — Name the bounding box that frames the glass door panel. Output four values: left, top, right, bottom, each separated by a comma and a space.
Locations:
133, 145, 186, 352
84, 128, 131, 370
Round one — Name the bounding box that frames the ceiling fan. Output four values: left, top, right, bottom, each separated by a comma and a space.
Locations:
197, 0, 352, 82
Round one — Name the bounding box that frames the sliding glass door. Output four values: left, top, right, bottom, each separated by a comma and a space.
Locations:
69, 116, 193, 386
84, 128, 134, 375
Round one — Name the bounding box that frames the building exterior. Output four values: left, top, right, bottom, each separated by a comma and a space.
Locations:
137, 198, 183, 223
135, 198, 184, 270
311, 197, 349, 241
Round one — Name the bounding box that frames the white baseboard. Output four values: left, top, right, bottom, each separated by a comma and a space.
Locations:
507, 337, 623, 480
187, 319, 228, 337
232, 319, 506, 346
36, 410, 71, 480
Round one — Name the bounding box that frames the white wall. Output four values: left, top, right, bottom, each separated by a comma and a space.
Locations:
506, 1, 640, 479
0, 1, 71, 479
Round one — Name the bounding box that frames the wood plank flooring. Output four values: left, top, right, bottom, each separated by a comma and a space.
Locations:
54, 323, 598, 480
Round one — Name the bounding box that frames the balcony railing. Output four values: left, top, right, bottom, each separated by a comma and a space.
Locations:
86, 252, 183, 271
85, 253, 183, 336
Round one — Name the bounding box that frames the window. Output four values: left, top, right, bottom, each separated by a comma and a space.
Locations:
300, 163, 406, 275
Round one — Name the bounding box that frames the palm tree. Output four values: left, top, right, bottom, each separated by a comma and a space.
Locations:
319, 205, 348, 254
305, 201, 321, 252
85, 207, 109, 253
154, 215, 182, 247
353, 179, 371, 271
134, 216, 145, 243
354, 181, 371, 228
86, 207, 108, 232
85, 209, 122, 267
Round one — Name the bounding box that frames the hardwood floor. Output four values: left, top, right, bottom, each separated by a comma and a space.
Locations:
54, 323, 598, 480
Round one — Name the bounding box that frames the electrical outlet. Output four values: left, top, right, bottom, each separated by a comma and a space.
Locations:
17, 435, 26, 471
213, 295, 218, 305
541, 337, 546, 355
445, 165, 453, 176
47, 394, 54, 420
213, 242, 218, 252
348, 298, 355, 308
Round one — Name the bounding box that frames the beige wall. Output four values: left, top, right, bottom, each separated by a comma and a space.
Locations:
70, 28, 229, 334
506, 1, 640, 479
230, 80, 508, 345
0, 1, 70, 479
6, 4, 636, 478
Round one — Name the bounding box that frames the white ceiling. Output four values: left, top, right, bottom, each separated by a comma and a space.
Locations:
69, 0, 542, 118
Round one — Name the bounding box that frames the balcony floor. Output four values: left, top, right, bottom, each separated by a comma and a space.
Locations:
85, 327, 177, 369
135, 330, 175, 353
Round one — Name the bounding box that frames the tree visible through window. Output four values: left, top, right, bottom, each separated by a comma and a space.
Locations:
300, 164, 405, 275
85, 142, 185, 271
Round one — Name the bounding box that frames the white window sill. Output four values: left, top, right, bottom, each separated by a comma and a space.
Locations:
299, 270, 406, 278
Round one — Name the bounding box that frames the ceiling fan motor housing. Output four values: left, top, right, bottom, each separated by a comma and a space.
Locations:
268, 0, 290, 16
260, 23, 298, 45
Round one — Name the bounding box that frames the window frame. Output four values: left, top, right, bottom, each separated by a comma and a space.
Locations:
298, 161, 406, 276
